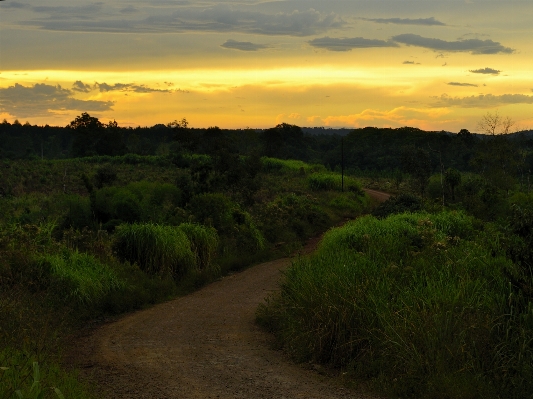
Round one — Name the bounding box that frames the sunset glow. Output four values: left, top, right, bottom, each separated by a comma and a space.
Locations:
1, 0, 532, 131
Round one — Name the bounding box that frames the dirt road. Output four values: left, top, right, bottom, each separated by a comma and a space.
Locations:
70, 190, 389, 399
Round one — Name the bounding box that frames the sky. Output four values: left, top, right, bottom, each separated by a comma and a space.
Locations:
1, 0, 532, 132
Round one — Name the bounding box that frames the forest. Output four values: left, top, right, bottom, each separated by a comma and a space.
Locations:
1, 112, 533, 398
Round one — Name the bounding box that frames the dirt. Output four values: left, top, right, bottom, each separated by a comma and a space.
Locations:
68, 190, 389, 399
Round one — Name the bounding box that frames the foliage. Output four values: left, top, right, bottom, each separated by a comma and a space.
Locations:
37, 249, 125, 306
114, 223, 195, 278
307, 172, 362, 193
177, 223, 219, 273
258, 211, 532, 398
0, 350, 94, 399
261, 157, 325, 175
372, 193, 423, 218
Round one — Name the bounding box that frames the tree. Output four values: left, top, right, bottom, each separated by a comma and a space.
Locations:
444, 168, 461, 201
472, 112, 522, 191
68, 112, 103, 131
477, 110, 514, 135
401, 146, 432, 196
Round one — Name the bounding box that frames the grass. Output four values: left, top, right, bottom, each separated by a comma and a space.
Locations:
114, 223, 196, 278
37, 249, 125, 306
177, 223, 219, 274
261, 157, 326, 175
257, 211, 532, 399
1, 349, 94, 399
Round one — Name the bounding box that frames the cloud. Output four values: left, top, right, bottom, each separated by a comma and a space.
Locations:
447, 82, 478, 87
392, 34, 514, 54
32, 3, 104, 18
220, 39, 270, 51
308, 36, 398, 51
1, 2, 28, 9
321, 106, 450, 128
72, 81, 92, 93
120, 6, 139, 14
432, 93, 533, 108
21, 5, 343, 36
469, 67, 501, 75
363, 17, 445, 26
403, 60, 420, 65
94, 82, 178, 93
0, 83, 113, 118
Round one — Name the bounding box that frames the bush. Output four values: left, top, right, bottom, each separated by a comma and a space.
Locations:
36, 249, 125, 306
372, 193, 423, 218
259, 211, 531, 398
114, 223, 195, 278
308, 172, 362, 192
178, 223, 219, 273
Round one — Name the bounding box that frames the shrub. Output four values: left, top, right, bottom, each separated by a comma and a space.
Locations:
37, 249, 124, 305
371, 193, 423, 218
259, 211, 530, 398
308, 172, 362, 192
178, 223, 219, 273
114, 223, 195, 277
261, 157, 325, 175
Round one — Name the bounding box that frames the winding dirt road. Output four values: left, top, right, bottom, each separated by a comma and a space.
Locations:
70, 190, 389, 399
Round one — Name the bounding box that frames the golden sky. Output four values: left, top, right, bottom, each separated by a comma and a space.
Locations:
1, 0, 532, 132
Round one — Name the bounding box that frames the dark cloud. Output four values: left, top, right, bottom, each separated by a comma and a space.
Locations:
469, 67, 501, 75
403, 60, 420, 65
120, 6, 139, 14
20, 5, 343, 36
432, 93, 533, 108
0, 83, 113, 118
220, 39, 270, 51
308, 36, 398, 51
32, 3, 104, 18
447, 82, 478, 87
72, 81, 92, 93
0, 1, 28, 9
363, 17, 445, 26
392, 34, 514, 54
94, 82, 176, 93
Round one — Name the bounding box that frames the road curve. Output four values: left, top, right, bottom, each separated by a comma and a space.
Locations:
69, 190, 389, 399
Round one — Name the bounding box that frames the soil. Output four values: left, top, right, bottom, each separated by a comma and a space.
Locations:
67, 190, 389, 399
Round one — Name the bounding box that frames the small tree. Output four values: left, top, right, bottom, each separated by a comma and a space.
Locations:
444, 168, 461, 201
477, 110, 514, 135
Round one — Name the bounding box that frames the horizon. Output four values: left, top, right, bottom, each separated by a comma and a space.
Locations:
1, 1, 532, 132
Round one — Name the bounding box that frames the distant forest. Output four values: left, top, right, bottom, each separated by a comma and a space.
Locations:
1, 114, 533, 177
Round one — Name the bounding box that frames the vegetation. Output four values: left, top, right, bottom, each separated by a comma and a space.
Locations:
1, 111, 532, 398
258, 211, 532, 398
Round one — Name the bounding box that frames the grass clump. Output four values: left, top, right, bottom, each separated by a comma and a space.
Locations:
261, 157, 325, 175
37, 249, 125, 306
113, 223, 195, 278
258, 211, 531, 398
308, 172, 362, 193
178, 223, 219, 274
0, 349, 95, 399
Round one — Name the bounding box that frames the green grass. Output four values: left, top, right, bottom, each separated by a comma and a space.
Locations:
37, 249, 125, 306
1, 349, 94, 399
261, 157, 326, 175
308, 172, 362, 193
258, 211, 532, 398
114, 223, 196, 277
178, 223, 219, 274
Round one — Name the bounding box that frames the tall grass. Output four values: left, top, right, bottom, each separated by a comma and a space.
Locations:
37, 250, 125, 305
261, 157, 325, 175
258, 211, 532, 398
308, 172, 362, 192
178, 223, 219, 274
114, 223, 195, 277
1, 349, 94, 399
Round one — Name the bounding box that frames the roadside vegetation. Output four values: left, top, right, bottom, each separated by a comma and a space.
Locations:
1, 111, 532, 398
